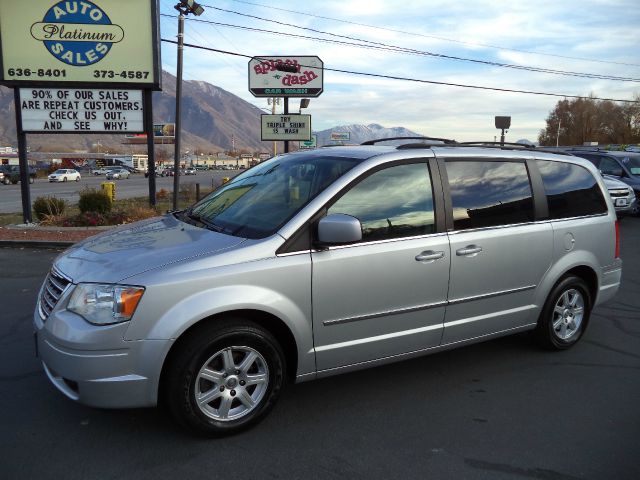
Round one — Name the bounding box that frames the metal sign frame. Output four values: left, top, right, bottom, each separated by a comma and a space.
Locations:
249, 55, 323, 98
0, 0, 162, 90
261, 113, 312, 141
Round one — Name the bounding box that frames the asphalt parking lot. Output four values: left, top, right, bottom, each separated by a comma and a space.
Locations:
0, 220, 638, 479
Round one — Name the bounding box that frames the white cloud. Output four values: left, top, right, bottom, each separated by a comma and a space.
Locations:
160, 0, 640, 143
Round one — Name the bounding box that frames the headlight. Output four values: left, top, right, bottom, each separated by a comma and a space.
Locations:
68, 283, 145, 325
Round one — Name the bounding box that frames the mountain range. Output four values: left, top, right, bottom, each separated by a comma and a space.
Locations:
0, 71, 422, 153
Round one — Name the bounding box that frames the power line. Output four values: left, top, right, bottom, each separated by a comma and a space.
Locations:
164, 12, 640, 83
217, 0, 640, 69
160, 38, 639, 103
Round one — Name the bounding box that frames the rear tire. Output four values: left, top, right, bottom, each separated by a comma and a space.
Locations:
163, 319, 286, 437
535, 275, 591, 350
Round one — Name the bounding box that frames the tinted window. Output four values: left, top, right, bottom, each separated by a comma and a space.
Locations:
328, 163, 435, 242
536, 160, 607, 219
446, 161, 534, 230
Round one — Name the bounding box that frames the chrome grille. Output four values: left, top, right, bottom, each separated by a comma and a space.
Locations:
608, 189, 631, 198
39, 268, 72, 320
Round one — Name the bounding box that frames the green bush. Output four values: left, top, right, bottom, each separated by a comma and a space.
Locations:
78, 188, 112, 214
33, 196, 67, 220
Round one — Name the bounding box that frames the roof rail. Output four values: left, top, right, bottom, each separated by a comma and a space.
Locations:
458, 141, 535, 149
361, 136, 456, 146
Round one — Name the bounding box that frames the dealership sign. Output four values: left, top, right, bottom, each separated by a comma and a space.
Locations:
261, 114, 311, 141
19, 88, 143, 133
0, 0, 160, 88
249, 56, 323, 97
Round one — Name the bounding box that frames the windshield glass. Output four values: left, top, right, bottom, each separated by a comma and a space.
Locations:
620, 155, 640, 175
186, 153, 362, 238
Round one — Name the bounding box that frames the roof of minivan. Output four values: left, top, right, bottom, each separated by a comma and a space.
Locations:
294, 144, 581, 163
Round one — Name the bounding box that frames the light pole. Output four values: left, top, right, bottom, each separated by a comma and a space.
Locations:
173, 0, 204, 210
495, 116, 511, 146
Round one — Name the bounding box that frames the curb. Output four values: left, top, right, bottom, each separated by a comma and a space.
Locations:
0, 240, 75, 249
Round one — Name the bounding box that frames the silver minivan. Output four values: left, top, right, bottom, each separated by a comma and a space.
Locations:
35, 141, 622, 435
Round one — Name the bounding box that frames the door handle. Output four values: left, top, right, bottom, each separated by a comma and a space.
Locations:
415, 250, 445, 262
456, 245, 483, 256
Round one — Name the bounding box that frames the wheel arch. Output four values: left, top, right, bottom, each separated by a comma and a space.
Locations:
158, 309, 299, 403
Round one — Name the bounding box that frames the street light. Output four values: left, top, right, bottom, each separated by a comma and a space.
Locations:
173, 0, 204, 210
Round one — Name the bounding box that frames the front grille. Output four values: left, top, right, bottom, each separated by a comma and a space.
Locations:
609, 189, 631, 198
39, 268, 72, 320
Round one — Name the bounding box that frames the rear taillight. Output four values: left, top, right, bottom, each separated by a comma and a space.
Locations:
615, 220, 620, 259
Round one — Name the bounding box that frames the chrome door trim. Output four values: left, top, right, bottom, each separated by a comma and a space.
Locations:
322, 301, 448, 326
322, 285, 537, 327
447, 284, 536, 306
315, 323, 444, 352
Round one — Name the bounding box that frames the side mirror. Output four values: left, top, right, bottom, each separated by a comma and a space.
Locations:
317, 214, 362, 246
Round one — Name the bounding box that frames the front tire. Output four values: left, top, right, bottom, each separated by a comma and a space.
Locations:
536, 275, 591, 350
63, 177, 68, 182
164, 319, 286, 436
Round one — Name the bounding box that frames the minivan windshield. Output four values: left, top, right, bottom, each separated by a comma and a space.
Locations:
183, 153, 361, 238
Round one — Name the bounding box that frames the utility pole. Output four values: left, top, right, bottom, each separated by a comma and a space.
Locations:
173, 0, 204, 211
556, 118, 562, 147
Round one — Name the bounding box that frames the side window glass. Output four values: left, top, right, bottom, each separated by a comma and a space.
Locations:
328, 163, 435, 242
536, 160, 607, 219
445, 161, 534, 230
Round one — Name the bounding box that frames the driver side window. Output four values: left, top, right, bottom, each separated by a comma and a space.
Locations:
327, 162, 435, 242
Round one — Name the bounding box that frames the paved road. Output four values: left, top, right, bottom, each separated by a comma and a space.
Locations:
0, 170, 239, 213
0, 221, 639, 479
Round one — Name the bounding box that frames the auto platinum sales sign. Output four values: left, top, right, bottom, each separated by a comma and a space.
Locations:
261, 114, 311, 141
0, 0, 160, 88
19, 88, 143, 133
249, 56, 323, 98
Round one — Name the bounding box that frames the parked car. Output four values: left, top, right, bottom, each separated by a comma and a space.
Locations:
106, 168, 130, 180
184, 168, 197, 175
0, 165, 36, 185
35, 139, 621, 436
601, 174, 636, 217
565, 149, 640, 215
48, 169, 81, 182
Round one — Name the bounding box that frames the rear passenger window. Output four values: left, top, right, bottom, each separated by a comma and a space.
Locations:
536, 160, 607, 219
445, 161, 534, 230
328, 163, 435, 242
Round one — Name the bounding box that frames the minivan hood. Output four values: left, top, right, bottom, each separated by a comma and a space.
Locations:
55, 214, 246, 283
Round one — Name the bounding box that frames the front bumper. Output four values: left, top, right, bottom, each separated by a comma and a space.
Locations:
34, 294, 171, 409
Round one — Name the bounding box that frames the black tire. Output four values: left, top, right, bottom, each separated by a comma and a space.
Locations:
163, 318, 286, 437
2, 177, 9, 185
75, 176, 80, 182
63, 177, 67, 182
535, 275, 591, 350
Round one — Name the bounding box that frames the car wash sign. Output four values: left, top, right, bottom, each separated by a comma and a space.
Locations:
0, 0, 160, 88
249, 56, 323, 98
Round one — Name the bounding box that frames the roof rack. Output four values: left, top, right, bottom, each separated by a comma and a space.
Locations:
361, 136, 457, 146
458, 141, 535, 149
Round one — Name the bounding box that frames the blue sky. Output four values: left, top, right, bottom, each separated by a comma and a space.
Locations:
158, 0, 640, 142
